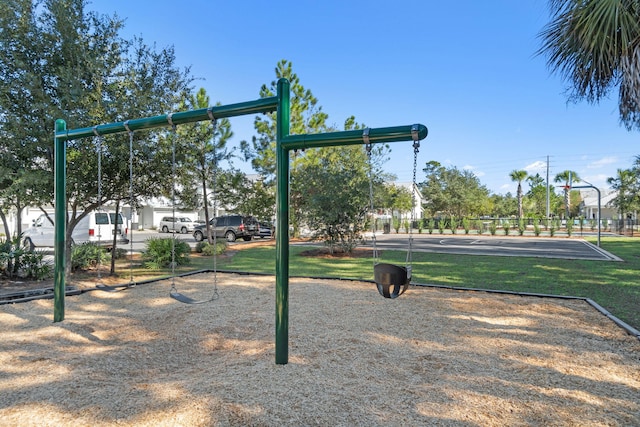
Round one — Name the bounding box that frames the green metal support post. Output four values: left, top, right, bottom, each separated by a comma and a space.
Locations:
54, 119, 67, 322
275, 78, 291, 364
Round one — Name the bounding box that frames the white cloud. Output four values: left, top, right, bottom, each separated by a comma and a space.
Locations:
462, 165, 485, 177
588, 156, 617, 169
524, 160, 546, 173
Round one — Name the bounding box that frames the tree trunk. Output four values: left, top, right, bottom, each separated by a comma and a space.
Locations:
201, 177, 213, 244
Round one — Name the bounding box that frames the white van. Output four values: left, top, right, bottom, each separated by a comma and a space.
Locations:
23, 211, 129, 250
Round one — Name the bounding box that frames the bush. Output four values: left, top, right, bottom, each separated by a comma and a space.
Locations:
393, 217, 401, 233
489, 221, 497, 236
0, 234, 54, 280
21, 251, 53, 280
503, 220, 510, 235
142, 237, 190, 270
534, 221, 541, 236
195, 241, 226, 256
566, 219, 574, 237
427, 218, 435, 234
462, 218, 471, 234
71, 242, 108, 272
450, 217, 458, 234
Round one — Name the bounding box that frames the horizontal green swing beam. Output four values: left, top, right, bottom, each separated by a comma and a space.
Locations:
281, 124, 428, 151
52, 95, 278, 322
55, 96, 279, 141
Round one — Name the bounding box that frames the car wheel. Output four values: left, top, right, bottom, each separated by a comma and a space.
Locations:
194, 231, 204, 242
181, 227, 188, 234
23, 237, 35, 251
162, 226, 169, 233
242, 236, 252, 241
225, 231, 236, 242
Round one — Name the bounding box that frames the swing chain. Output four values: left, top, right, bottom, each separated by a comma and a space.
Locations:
167, 114, 178, 293
406, 125, 420, 279
94, 127, 103, 282
363, 128, 379, 265
208, 108, 220, 300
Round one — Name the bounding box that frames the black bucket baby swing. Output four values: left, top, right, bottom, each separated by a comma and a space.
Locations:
365, 125, 420, 299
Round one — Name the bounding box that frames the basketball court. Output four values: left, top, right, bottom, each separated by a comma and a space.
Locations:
373, 234, 621, 261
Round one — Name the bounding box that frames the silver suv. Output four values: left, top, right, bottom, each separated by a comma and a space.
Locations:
158, 216, 195, 234
193, 214, 259, 242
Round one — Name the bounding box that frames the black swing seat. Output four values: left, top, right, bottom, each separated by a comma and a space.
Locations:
96, 283, 135, 293
374, 263, 410, 299
170, 290, 213, 305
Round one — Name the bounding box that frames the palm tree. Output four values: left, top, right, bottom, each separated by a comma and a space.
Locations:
537, 0, 640, 130
554, 170, 580, 218
509, 170, 528, 219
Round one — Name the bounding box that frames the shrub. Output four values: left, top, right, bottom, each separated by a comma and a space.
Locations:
0, 236, 24, 278
502, 220, 510, 235
462, 218, 471, 234
71, 242, 108, 271
489, 221, 497, 235
534, 221, 541, 236
427, 218, 435, 234
438, 218, 445, 234
450, 217, 458, 234
393, 217, 401, 233
566, 219, 574, 237
195, 241, 226, 256
518, 219, 525, 236
21, 251, 53, 280
142, 237, 190, 270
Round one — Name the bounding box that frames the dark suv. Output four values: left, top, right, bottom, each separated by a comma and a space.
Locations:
193, 214, 259, 242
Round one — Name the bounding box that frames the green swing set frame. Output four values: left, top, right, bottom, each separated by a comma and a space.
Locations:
52, 78, 428, 364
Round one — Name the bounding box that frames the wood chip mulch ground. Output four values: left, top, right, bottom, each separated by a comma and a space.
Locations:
1, 272, 639, 426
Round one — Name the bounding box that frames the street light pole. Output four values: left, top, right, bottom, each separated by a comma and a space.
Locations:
571, 181, 601, 247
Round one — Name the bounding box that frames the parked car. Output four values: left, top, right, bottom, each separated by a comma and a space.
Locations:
158, 216, 195, 234
23, 211, 129, 250
193, 214, 259, 242
257, 219, 274, 239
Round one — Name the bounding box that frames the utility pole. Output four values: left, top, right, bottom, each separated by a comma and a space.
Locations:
546, 155, 550, 220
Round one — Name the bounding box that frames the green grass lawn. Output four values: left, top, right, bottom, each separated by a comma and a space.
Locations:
192, 237, 639, 331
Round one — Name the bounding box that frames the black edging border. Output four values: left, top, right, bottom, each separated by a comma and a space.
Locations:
3, 268, 639, 341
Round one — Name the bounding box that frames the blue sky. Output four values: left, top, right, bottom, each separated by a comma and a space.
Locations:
89, 0, 638, 195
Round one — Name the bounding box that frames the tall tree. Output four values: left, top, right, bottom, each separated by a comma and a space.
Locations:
509, 169, 528, 219
554, 170, 580, 218
524, 173, 562, 218
176, 88, 232, 244
296, 145, 371, 253
607, 168, 637, 220
240, 59, 329, 236
0, 0, 192, 272
537, 0, 640, 130
420, 161, 491, 218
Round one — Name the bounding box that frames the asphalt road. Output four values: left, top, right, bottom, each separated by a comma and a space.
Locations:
366, 234, 621, 261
